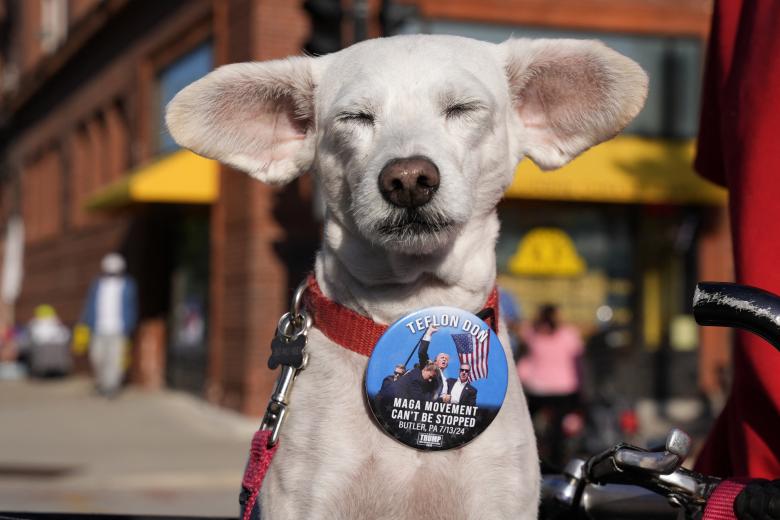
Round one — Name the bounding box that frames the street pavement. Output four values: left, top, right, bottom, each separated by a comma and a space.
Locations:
0, 377, 260, 517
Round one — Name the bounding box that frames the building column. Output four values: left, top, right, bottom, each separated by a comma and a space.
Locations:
208, 0, 303, 415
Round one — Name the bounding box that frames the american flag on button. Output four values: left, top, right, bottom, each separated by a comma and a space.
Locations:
451, 332, 489, 382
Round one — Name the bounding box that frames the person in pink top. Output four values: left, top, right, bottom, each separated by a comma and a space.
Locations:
517, 304, 584, 468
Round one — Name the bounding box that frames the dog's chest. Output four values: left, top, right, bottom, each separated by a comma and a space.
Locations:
259, 327, 539, 519
261, 330, 476, 517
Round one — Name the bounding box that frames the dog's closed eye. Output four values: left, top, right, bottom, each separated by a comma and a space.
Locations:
443, 101, 485, 120
337, 111, 375, 126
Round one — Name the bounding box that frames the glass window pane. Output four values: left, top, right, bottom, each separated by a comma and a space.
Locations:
398, 20, 702, 139
157, 42, 214, 154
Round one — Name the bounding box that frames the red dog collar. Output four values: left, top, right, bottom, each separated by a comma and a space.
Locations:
303, 274, 499, 357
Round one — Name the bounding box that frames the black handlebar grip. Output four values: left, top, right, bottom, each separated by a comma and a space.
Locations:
734, 479, 780, 520
694, 282, 780, 352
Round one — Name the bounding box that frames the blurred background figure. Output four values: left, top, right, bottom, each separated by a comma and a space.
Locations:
80, 253, 138, 397
0, 323, 23, 380
25, 304, 70, 377
518, 304, 584, 469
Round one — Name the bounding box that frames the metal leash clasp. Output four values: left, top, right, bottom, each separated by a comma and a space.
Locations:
260, 280, 311, 447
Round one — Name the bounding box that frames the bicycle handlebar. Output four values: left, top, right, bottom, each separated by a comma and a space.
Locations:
542, 473, 679, 520
694, 282, 780, 351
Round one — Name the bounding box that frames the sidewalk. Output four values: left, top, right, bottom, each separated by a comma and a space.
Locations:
0, 377, 260, 517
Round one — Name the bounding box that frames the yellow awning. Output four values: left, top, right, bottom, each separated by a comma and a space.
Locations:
86, 150, 219, 210
505, 136, 727, 205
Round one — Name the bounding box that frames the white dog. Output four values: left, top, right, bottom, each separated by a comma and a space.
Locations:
167, 34, 647, 519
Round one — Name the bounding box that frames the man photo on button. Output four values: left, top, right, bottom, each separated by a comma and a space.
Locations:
381, 364, 407, 393
415, 326, 451, 401
390, 361, 439, 402
432, 352, 450, 401
442, 363, 478, 406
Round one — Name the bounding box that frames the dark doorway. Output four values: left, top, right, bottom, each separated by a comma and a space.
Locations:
122, 205, 210, 396
165, 208, 210, 395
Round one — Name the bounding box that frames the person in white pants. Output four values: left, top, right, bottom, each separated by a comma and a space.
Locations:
80, 253, 138, 396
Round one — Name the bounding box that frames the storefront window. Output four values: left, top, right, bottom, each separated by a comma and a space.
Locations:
496, 201, 634, 333
155, 41, 213, 154
396, 20, 702, 139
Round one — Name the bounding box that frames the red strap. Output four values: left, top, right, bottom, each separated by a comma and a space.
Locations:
304, 274, 499, 357
702, 479, 749, 520
241, 430, 279, 520
304, 275, 388, 357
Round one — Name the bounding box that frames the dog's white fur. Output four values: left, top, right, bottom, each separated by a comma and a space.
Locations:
167, 34, 647, 519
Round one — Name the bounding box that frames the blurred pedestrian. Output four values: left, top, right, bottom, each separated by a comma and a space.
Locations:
0, 324, 24, 379
0, 324, 19, 363
26, 304, 71, 376
80, 253, 138, 397
517, 304, 584, 468
693, 0, 780, 479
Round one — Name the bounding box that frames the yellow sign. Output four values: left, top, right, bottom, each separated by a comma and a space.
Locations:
508, 227, 586, 277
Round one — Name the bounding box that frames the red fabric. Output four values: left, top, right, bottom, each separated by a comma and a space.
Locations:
693, 0, 780, 478
304, 274, 499, 357
241, 430, 279, 520
702, 479, 749, 520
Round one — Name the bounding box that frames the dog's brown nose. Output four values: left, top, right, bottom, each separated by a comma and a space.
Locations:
378, 157, 440, 208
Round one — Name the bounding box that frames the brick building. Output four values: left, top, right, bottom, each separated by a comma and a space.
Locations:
0, 0, 730, 416
0, 0, 320, 415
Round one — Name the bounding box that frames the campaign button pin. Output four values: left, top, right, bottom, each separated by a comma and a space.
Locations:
365, 306, 508, 451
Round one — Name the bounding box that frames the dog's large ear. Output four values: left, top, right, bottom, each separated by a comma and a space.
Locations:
502, 39, 648, 170
165, 57, 317, 184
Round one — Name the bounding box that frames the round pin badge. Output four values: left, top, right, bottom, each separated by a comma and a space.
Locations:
365, 306, 508, 451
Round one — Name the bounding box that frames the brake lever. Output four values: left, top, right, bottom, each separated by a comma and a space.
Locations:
585, 428, 690, 483
615, 428, 691, 474
584, 429, 721, 515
